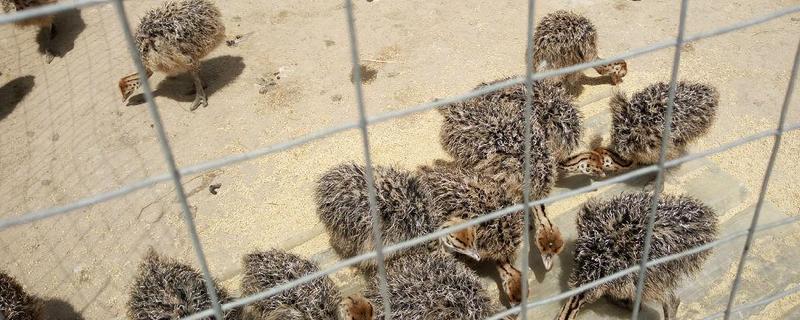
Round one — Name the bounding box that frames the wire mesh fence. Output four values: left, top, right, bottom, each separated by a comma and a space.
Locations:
1, 1, 799, 320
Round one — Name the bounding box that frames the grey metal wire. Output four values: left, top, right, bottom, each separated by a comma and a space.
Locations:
342, 0, 392, 318
177, 214, 800, 320
179, 123, 800, 320
723, 36, 800, 320
2, 5, 799, 230
180, 251, 379, 320
369, 4, 800, 125
0, 2, 799, 320
484, 215, 800, 320
518, 0, 537, 318
631, 0, 690, 318
0, 0, 109, 24
707, 285, 800, 320
109, 0, 224, 319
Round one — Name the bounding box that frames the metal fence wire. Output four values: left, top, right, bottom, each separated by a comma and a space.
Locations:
1, 1, 799, 320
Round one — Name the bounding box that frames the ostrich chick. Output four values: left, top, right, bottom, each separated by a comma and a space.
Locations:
365, 250, 514, 320
556, 192, 717, 320
418, 161, 530, 305
421, 159, 565, 293
1, 271, 42, 320
314, 162, 480, 272
531, 204, 564, 271
1, 0, 57, 63
241, 249, 373, 320
531, 10, 627, 87
439, 77, 582, 162
560, 81, 718, 177
118, 0, 225, 111
128, 248, 241, 320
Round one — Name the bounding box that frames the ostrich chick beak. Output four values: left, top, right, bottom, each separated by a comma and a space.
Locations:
463, 249, 481, 262
542, 254, 554, 271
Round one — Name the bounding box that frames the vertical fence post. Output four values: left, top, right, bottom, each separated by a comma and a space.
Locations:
109, 1, 224, 319
342, 0, 393, 318
723, 37, 800, 320
630, 0, 690, 318
519, 0, 538, 319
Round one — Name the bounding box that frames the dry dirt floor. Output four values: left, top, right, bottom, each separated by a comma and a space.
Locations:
1, 0, 799, 319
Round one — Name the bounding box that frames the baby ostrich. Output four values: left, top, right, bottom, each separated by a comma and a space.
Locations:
439, 77, 582, 162
560, 81, 719, 177
365, 249, 515, 320
556, 192, 717, 320
417, 161, 527, 305
1, 0, 57, 63
531, 204, 564, 271
241, 249, 373, 320
1, 271, 42, 320
314, 162, 480, 272
118, 0, 225, 111
531, 10, 627, 87
438, 83, 570, 272
128, 248, 241, 320
420, 159, 564, 287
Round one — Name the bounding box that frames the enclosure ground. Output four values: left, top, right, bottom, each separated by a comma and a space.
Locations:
1, 0, 799, 319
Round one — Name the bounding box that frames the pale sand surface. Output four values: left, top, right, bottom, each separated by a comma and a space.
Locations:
1, 0, 799, 318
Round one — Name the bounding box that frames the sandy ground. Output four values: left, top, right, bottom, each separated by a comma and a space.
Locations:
1, 0, 799, 319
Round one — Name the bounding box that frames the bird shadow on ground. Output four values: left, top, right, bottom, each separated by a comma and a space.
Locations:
0, 75, 35, 121
128, 55, 245, 106
554, 172, 595, 189
40, 298, 85, 320
581, 74, 616, 87
36, 9, 87, 59
465, 257, 516, 308
564, 74, 616, 96
588, 299, 663, 319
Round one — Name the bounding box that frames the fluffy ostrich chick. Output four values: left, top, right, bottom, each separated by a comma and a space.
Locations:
118, 0, 225, 111
365, 250, 515, 320
439, 77, 582, 162
241, 249, 373, 320
128, 248, 241, 320
531, 10, 627, 87
560, 81, 718, 177
315, 162, 480, 272
556, 192, 717, 320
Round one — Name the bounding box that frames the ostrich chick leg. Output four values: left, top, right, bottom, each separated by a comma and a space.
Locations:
662, 291, 681, 320
44, 23, 56, 64
190, 70, 208, 111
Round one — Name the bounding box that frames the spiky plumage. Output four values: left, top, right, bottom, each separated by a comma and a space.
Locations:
135, 0, 224, 75
558, 192, 717, 320
315, 163, 439, 270
440, 77, 581, 163
436, 80, 573, 270
0, 272, 41, 320
240, 249, 344, 320
531, 11, 627, 86
128, 249, 241, 320
532, 10, 597, 85
609, 81, 719, 163
417, 161, 530, 304
120, 0, 225, 110
365, 251, 505, 320
417, 162, 523, 263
